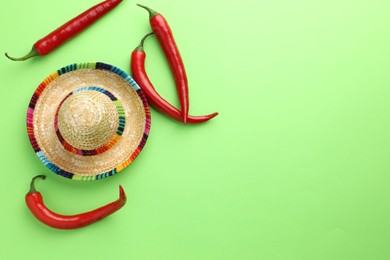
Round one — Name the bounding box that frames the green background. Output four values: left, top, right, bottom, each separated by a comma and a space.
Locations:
1, 0, 390, 259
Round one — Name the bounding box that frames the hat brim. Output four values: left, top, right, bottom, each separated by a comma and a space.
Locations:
27, 62, 151, 181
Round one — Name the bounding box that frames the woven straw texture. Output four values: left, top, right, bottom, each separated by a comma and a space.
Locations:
27, 62, 151, 181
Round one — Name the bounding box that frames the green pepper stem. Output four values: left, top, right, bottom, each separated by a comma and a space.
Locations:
136, 4, 159, 19
28, 175, 46, 194
135, 32, 154, 52
5, 47, 39, 61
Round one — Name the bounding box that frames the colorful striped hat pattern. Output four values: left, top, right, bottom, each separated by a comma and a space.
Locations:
27, 62, 151, 180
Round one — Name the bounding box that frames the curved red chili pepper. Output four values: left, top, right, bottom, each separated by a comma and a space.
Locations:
25, 175, 126, 229
131, 33, 218, 124
137, 4, 189, 124
5, 0, 122, 61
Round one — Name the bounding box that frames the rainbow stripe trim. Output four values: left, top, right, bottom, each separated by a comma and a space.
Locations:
53, 87, 126, 156
26, 62, 151, 181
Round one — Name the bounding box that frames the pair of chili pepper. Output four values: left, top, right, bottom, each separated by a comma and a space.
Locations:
25, 175, 126, 229
7, 0, 128, 231
5, 0, 122, 61
131, 5, 218, 124
7, 1, 127, 230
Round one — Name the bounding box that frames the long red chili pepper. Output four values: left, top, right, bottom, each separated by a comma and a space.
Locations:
131, 33, 218, 124
25, 175, 126, 229
137, 4, 189, 124
5, 0, 122, 61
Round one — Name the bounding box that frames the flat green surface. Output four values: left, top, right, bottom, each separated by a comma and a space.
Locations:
1, 0, 390, 259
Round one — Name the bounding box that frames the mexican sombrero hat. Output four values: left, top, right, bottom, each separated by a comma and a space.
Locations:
27, 62, 151, 181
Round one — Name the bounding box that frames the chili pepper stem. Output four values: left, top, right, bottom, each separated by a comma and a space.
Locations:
135, 32, 154, 52
136, 4, 159, 18
5, 47, 39, 61
28, 175, 46, 194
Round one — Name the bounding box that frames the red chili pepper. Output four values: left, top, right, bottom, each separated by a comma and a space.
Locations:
137, 4, 189, 124
5, 0, 122, 61
25, 175, 126, 229
131, 33, 218, 124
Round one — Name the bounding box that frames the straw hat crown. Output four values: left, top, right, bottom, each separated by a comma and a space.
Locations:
57, 89, 119, 150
